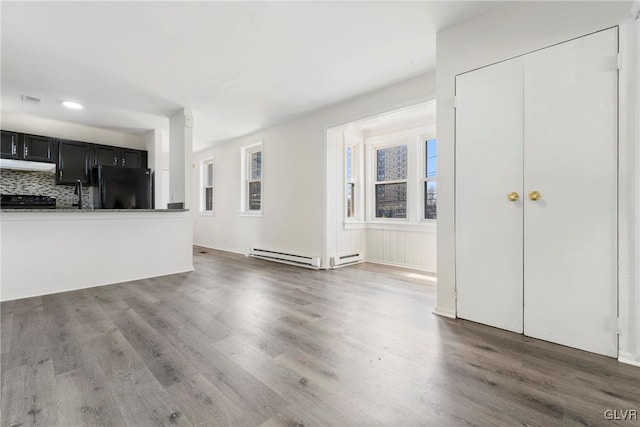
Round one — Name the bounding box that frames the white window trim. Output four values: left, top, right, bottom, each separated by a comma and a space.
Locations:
421, 133, 437, 223
344, 133, 365, 223
199, 156, 214, 216
240, 141, 263, 216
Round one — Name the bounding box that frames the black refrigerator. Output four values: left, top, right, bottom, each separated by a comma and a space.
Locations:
95, 165, 153, 209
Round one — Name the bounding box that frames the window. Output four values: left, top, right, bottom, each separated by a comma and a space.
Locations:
424, 138, 437, 219
345, 145, 355, 218
375, 144, 407, 218
201, 158, 214, 213
241, 142, 263, 214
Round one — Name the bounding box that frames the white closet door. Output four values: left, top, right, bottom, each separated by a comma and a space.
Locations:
523, 28, 618, 357
455, 58, 524, 333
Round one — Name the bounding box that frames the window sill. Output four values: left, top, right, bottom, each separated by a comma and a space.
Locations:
343, 221, 366, 230
344, 220, 436, 233
239, 211, 263, 218
198, 212, 215, 217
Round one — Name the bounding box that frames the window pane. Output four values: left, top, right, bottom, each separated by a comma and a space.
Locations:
250, 151, 262, 180
248, 181, 261, 210
205, 187, 213, 211
206, 163, 213, 186
425, 181, 437, 219
346, 182, 355, 218
346, 146, 353, 182
375, 183, 406, 218
376, 145, 407, 181
426, 139, 437, 178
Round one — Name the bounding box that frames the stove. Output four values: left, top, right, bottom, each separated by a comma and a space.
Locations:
1, 194, 57, 209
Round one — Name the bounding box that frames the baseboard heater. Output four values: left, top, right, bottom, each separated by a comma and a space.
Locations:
330, 253, 364, 268
249, 248, 321, 269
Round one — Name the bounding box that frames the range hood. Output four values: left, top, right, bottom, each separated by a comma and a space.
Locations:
0, 159, 56, 173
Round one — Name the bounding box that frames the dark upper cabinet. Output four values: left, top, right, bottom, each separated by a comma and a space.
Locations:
93, 146, 147, 169
57, 140, 92, 185
2, 129, 148, 184
23, 134, 55, 162
122, 149, 145, 168
1, 131, 19, 159
94, 145, 120, 167
2, 131, 55, 162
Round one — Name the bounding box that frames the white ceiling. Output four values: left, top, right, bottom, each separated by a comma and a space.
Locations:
1, 1, 502, 151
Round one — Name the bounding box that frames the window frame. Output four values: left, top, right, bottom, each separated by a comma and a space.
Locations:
240, 141, 263, 216
200, 157, 214, 215
422, 135, 437, 222
368, 140, 410, 222
344, 134, 364, 223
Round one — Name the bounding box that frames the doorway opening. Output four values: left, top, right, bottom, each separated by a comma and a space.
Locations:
324, 100, 437, 278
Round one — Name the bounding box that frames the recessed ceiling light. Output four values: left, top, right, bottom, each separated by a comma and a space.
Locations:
62, 101, 83, 110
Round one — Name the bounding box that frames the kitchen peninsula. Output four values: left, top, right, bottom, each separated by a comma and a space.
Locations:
0, 128, 193, 302
0, 209, 194, 301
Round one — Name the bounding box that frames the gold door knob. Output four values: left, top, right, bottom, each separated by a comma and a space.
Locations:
529, 190, 541, 201
507, 192, 519, 202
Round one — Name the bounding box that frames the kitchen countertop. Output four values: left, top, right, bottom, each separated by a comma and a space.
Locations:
1, 208, 189, 213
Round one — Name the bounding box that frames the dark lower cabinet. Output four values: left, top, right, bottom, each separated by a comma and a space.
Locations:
1, 131, 19, 159
23, 134, 55, 162
57, 140, 92, 185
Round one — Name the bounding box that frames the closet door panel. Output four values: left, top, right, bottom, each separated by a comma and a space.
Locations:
455, 58, 524, 333
523, 28, 618, 356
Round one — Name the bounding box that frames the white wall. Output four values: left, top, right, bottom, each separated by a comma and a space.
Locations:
143, 129, 167, 209
0, 211, 193, 301
193, 73, 435, 264
435, 1, 639, 364
620, 1, 640, 366
1, 112, 146, 149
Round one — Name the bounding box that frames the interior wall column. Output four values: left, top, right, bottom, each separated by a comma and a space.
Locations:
169, 108, 193, 209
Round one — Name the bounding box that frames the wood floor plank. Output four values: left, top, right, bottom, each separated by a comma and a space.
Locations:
107, 366, 192, 427
1, 359, 59, 427
1, 247, 638, 427
213, 334, 387, 426
4, 308, 51, 372
119, 294, 276, 426
55, 367, 127, 427
1, 311, 14, 376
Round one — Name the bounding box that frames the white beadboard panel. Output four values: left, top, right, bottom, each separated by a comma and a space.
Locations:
366, 229, 436, 272
397, 231, 406, 265
368, 229, 383, 261
336, 228, 366, 258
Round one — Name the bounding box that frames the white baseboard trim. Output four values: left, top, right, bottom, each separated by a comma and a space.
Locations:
433, 305, 456, 319
366, 259, 436, 274
0, 266, 195, 302
618, 351, 640, 367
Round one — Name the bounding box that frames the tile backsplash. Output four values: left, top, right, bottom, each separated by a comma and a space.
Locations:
0, 170, 93, 208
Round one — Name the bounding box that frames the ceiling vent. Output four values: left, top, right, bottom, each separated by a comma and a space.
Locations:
21, 94, 41, 104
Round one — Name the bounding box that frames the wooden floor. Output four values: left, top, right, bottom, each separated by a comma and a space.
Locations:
1, 248, 639, 427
